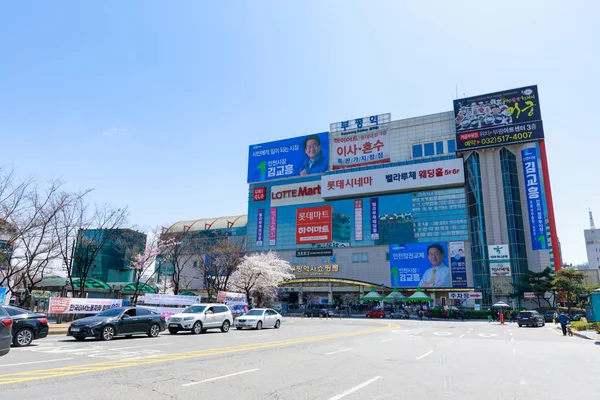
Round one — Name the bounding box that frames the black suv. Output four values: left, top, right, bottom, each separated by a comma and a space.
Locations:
517, 310, 545, 327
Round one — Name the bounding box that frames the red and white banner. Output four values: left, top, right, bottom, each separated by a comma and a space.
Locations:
269, 207, 277, 246
296, 206, 332, 244
332, 128, 391, 170
321, 158, 465, 199
270, 181, 322, 207
253, 187, 266, 201
354, 199, 363, 241
48, 298, 122, 314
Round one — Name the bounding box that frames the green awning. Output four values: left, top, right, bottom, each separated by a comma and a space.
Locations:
179, 291, 198, 296
35, 277, 111, 290
73, 278, 111, 290
121, 282, 157, 293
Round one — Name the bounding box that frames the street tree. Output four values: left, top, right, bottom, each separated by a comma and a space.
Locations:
553, 268, 585, 310
200, 235, 247, 300
511, 267, 555, 308
229, 251, 294, 307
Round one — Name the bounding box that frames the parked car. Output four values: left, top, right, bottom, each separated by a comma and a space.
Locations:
366, 308, 385, 318
234, 308, 281, 330
167, 304, 233, 334
0, 305, 49, 347
302, 309, 330, 318
0, 307, 12, 357
542, 310, 556, 323
571, 313, 585, 322
389, 309, 410, 319
517, 310, 545, 327
67, 307, 166, 341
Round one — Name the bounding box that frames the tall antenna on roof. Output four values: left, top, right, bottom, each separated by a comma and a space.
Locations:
590, 208, 596, 230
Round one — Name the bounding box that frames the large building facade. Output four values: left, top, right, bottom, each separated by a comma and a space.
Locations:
245, 85, 559, 307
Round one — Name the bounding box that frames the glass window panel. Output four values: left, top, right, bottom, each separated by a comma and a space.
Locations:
424, 143, 435, 156
412, 144, 423, 158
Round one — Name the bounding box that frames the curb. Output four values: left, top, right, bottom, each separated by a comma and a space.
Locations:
554, 325, 597, 340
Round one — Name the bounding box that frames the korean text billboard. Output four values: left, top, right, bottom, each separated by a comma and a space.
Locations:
331, 127, 390, 170
521, 147, 548, 250
449, 241, 467, 288
488, 244, 512, 276
453, 85, 544, 151
247, 132, 329, 183
48, 298, 123, 314
321, 158, 464, 199
296, 206, 332, 244
390, 242, 452, 288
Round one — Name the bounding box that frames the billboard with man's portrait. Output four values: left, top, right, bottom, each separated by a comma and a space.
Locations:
389, 242, 452, 288
247, 132, 330, 183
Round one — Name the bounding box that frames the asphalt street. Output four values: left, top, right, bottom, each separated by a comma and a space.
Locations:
0, 317, 597, 399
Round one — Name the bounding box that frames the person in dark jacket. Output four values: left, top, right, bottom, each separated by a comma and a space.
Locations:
558, 312, 571, 336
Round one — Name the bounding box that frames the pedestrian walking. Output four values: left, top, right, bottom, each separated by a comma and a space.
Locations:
487, 308, 492, 323
558, 311, 571, 336
553, 310, 558, 325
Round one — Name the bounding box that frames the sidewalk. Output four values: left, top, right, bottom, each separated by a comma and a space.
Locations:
553, 324, 599, 340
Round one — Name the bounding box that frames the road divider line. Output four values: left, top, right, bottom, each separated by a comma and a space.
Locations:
328, 376, 381, 400
547, 328, 561, 336
183, 368, 259, 386
325, 348, 353, 356
0, 358, 75, 368
0, 322, 399, 385
416, 350, 433, 360
110, 343, 173, 351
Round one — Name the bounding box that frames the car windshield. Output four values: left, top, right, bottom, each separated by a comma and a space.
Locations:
245, 310, 264, 316
182, 305, 206, 314
96, 308, 123, 317
519, 312, 532, 317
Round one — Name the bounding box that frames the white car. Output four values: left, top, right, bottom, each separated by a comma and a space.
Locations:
234, 308, 281, 330
167, 304, 233, 334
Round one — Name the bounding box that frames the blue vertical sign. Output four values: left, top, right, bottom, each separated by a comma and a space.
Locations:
256, 209, 264, 247
370, 198, 379, 240
521, 148, 548, 250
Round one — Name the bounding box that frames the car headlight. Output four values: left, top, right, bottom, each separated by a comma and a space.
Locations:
183, 317, 194, 321
86, 321, 103, 328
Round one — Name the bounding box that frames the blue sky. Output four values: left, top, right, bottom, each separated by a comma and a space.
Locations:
0, 1, 597, 264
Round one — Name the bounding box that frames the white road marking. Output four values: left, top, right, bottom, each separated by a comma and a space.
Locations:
513, 348, 517, 355
416, 350, 434, 360
510, 337, 515, 341
459, 334, 465, 338
111, 343, 173, 351
326, 348, 353, 356
433, 332, 452, 336
444, 376, 452, 394
476, 333, 497, 338
182, 368, 259, 386
328, 376, 382, 400
0, 358, 75, 367
380, 339, 393, 343
508, 331, 513, 336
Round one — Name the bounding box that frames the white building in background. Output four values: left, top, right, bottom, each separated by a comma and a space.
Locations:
584, 210, 600, 270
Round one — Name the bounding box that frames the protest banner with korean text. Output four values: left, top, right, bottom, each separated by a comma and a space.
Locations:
48, 298, 122, 314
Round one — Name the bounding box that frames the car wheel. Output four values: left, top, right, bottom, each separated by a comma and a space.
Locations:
169, 328, 178, 335
274, 320, 281, 329
366, 314, 371, 318
14, 327, 34, 347
221, 320, 230, 333
148, 323, 160, 337
518, 324, 522, 327
100, 325, 115, 341
542, 321, 545, 327
73, 336, 86, 341
256, 321, 263, 330
236, 327, 242, 330
379, 315, 384, 319
191, 321, 203, 334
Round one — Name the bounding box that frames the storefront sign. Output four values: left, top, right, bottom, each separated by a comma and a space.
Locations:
48, 298, 122, 314
296, 206, 332, 244
330, 113, 391, 134
521, 147, 548, 250
449, 292, 482, 300
253, 187, 267, 201
524, 292, 535, 300
321, 159, 464, 199
256, 209, 264, 247
270, 181, 322, 207
331, 127, 391, 170
449, 241, 467, 288
370, 198, 379, 240
291, 264, 339, 276
247, 132, 330, 183
453, 85, 544, 151
295, 249, 333, 257
389, 242, 452, 288
489, 244, 512, 277
354, 199, 363, 241
269, 207, 277, 246
144, 293, 201, 306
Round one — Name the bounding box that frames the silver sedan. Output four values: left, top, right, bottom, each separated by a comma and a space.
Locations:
234, 308, 282, 330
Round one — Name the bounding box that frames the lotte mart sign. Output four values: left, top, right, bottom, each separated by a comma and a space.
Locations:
488, 244, 512, 276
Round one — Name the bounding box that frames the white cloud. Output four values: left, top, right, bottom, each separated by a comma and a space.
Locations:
102, 127, 124, 136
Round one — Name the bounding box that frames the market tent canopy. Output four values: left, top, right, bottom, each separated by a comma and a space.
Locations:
360, 288, 385, 301
121, 283, 157, 293
179, 291, 199, 296
407, 288, 431, 302
385, 289, 405, 301
35, 277, 111, 290
492, 301, 510, 308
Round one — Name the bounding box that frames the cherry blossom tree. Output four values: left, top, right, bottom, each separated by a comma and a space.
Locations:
229, 251, 294, 307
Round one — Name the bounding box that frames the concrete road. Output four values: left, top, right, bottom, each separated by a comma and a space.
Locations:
0, 318, 597, 399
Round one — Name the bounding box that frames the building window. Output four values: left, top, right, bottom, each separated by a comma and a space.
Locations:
386, 252, 390, 261
447, 139, 456, 153
352, 253, 359, 263
293, 257, 299, 264
361, 252, 368, 262
436, 141, 444, 155
193, 261, 198, 268
424, 143, 435, 156
412, 144, 423, 158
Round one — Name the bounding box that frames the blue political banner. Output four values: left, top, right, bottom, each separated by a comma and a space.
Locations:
247, 132, 329, 183
522, 147, 548, 250
390, 242, 452, 288
449, 241, 467, 288
0, 287, 6, 304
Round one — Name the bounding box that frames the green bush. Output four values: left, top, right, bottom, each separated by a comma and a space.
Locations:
596, 322, 600, 334
570, 321, 596, 331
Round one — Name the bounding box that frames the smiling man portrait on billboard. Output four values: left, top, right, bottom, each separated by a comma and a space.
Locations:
296, 135, 328, 176
418, 243, 451, 288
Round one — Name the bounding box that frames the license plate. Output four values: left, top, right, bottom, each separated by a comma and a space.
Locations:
169, 324, 178, 327
70, 328, 80, 332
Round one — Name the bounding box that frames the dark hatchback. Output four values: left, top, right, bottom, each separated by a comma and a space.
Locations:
0, 307, 12, 356
67, 307, 166, 341
542, 310, 556, 323
517, 311, 545, 327
303, 309, 330, 318
0, 306, 49, 347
